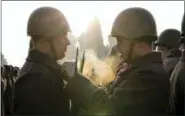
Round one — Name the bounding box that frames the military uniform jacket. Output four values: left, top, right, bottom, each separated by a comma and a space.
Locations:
164, 48, 181, 76
170, 50, 185, 115
12, 49, 70, 116
66, 52, 170, 116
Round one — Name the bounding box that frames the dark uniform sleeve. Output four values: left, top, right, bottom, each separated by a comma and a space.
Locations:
170, 61, 185, 115
65, 73, 113, 115
65, 70, 170, 115
13, 73, 69, 115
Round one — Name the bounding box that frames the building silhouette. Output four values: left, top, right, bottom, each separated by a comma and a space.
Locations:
78, 17, 109, 59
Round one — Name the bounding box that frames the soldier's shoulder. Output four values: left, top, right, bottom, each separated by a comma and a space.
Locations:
133, 67, 168, 80
15, 71, 42, 84
19, 61, 54, 79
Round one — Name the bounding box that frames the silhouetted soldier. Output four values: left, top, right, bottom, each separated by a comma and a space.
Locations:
12, 7, 72, 115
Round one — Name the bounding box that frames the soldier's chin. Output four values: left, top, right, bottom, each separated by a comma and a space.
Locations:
57, 53, 65, 61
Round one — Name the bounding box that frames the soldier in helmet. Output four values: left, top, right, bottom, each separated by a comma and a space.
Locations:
64, 7, 170, 116
155, 29, 181, 59
12, 7, 71, 115
169, 13, 185, 115
155, 29, 181, 76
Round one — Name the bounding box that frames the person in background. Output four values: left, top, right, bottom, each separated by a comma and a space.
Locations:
12, 67, 19, 80
155, 29, 181, 76
3, 65, 14, 115
169, 13, 185, 115
1, 66, 5, 116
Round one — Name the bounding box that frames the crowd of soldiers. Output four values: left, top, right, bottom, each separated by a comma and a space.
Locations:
1, 65, 19, 116
1, 6, 184, 116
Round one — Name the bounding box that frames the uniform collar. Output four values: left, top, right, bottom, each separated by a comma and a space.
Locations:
109, 52, 163, 94
26, 49, 61, 73
130, 52, 163, 67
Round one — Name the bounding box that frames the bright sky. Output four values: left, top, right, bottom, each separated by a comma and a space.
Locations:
2, 1, 184, 67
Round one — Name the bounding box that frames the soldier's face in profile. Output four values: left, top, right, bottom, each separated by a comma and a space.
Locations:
52, 32, 70, 60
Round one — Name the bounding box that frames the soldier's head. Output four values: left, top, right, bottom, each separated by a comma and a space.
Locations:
3, 65, 11, 79
179, 13, 185, 51
13, 67, 19, 77
110, 7, 157, 62
8, 65, 14, 77
155, 29, 181, 59
27, 7, 71, 60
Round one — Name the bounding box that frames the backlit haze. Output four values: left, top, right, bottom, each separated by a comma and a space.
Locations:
2, 1, 184, 67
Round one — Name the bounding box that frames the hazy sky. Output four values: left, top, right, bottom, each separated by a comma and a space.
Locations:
2, 1, 184, 67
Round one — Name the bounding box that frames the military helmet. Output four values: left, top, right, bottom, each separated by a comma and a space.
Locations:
155, 29, 181, 48
111, 7, 157, 40
27, 6, 71, 38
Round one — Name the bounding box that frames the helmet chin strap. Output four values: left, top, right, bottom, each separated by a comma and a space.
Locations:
46, 38, 58, 61
125, 41, 135, 63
